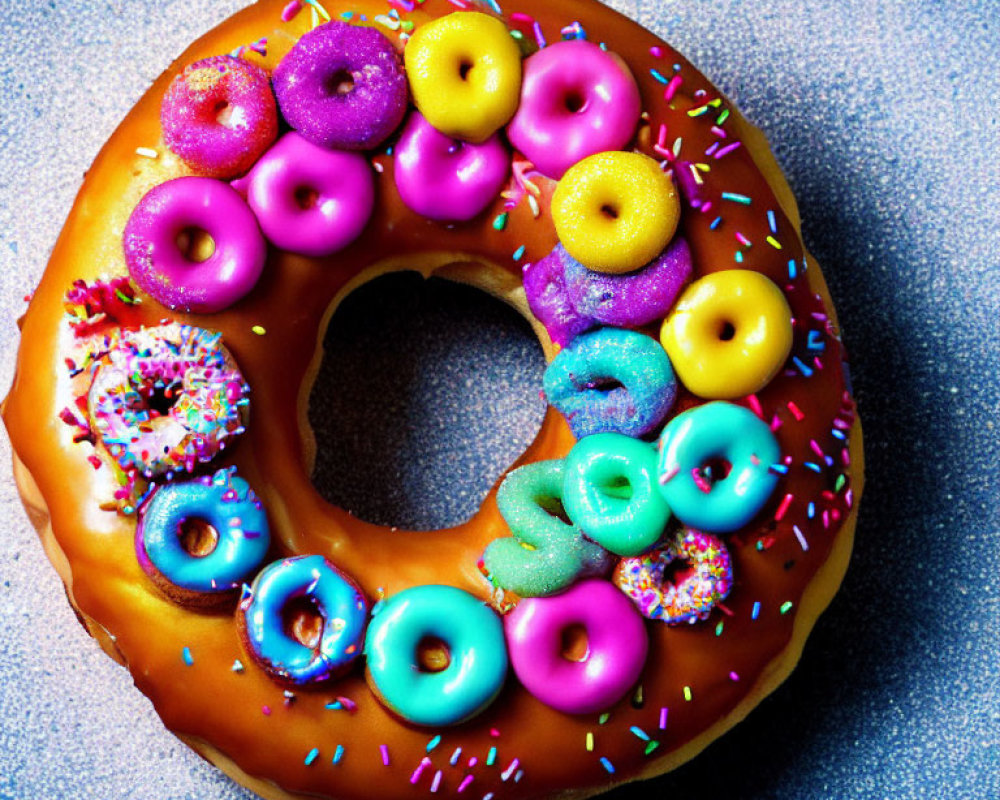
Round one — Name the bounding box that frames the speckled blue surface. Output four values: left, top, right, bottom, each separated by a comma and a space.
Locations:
1, 1, 998, 799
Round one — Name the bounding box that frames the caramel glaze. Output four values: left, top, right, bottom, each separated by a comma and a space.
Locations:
3, 1, 863, 798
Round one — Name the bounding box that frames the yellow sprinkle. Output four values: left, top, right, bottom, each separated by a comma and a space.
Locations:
683, 686, 692, 701
585, 732, 594, 752
251, 325, 266, 335
766, 236, 783, 250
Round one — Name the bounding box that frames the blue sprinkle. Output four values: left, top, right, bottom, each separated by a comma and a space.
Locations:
600, 757, 616, 774
807, 502, 816, 519
751, 601, 761, 620
426, 734, 441, 752
767, 209, 777, 234
325, 701, 342, 710
807, 330, 826, 352
512, 245, 526, 261
629, 726, 650, 741
332, 744, 345, 764
831, 428, 847, 441
735, 251, 744, 264
181, 647, 193, 666
484, 0, 501, 9
304, 748, 319, 766
710, 216, 723, 230
792, 356, 814, 377
650, 68, 669, 84
788, 258, 798, 280
721, 191, 752, 205
769, 463, 789, 475
804, 462, 823, 473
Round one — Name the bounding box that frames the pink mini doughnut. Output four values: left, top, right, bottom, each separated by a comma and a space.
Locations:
504, 578, 648, 715
507, 40, 641, 180
161, 55, 278, 178
123, 176, 267, 313
393, 111, 510, 222
613, 529, 733, 625
233, 132, 375, 257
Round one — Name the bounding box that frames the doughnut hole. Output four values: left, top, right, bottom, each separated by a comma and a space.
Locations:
717, 320, 737, 341
323, 68, 355, 96
308, 273, 546, 530
178, 518, 219, 557
560, 624, 590, 662
458, 59, 474, 81
699, 457, 733, 488
283, 596, 326, 650
175, 227, 216, 263
293, 186, 320, 210
416, 636, 451, 673
564, 90, 588, 114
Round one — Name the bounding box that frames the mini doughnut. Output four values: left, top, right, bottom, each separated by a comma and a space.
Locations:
364, 584, 508, 726
87, 323, 248, 482
160, 55, 278, 178
273, 20, 407, 151
522, 252, 596, 347
552, 151, 680, 274
660, 269, 794, 399
393, 111, 510, 222
614, 529, 734, 625
238, 555, 369, 686
563, 236, 693, 327
135, 468, 270, 606
657, 401, 782, 533
508, 40, 641, 180
234, 132, 375, 257
543, 327, 678, 439
123, 176, 266, 313
504, 578, 649, 715
482, 460, 613, 598
404, 11, 522, 143
562, 433, 671, 557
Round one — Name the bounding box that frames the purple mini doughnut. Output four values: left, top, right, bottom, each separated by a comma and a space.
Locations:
273, 20, 408, 151
394, 112, 510, 222
507, 40, 641, 180
124, 176, 267, 313
522, 256, 596, 347
233, 132, 374, 257
161, 55, 278, 178
504, 578, 649, 715
563, 236, 694, 327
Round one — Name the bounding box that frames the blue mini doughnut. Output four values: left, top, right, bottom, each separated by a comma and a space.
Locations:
238, 555, 369, 686
543, 327, 678, 439
364, 584, 508, 727
657, 401, 782, 533
135, 467, 270, 604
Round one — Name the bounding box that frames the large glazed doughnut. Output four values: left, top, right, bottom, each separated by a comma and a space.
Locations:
3, 2, 864, 799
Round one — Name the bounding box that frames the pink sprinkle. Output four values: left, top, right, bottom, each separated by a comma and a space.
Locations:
650, 45, 664, 58
842, 448, 851, 466
659, 464, 680, 485
846, 489, 854, 508
735, 231, 752, 247
280, 0, 302, 21
747, 394, 763, 418
380, 744, 390, 766
809, 439, 826, 460
659, 707, 669, 730
787, 401, 805, 421
729, 671, 740, 681
691, 468, 713, 493
430, 770, 442, 793
410, 758, 431, 784
262, 705, 271, 716
490, 728, 501, 738
774, 493, 794, 521
822, 509, 831, 529
467, 757, 478, 768
457, 774, 475, 793
501, 759, 519, 782
389, 0, 416, 9
664, 74, 683, 102
711, 125, 728, 138
714, 141, 742, 159
336, 695, 357, 712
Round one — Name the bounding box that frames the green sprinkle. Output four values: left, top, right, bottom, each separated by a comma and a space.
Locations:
487, 746, 497, 766
493, 212, 508, 231
251, 325, 266, 335
722, 192, 752, 205
715, 621, 724, 636
304, 747, 319, 766
683, 686, 692, 702
835, 473, 847, 492
645, 740, 661, 756
780, 601, 794, 615
598, 713, 610, 725
716, 109, 730, 125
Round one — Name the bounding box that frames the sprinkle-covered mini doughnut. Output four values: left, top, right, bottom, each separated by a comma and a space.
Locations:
657, 401, 782, 533
661, 269, 794, 399
508, 40, 641, 180
482, 460, 613, 597
161, 55, 278, 179
562, 433, 670, 556
393, 111, 510, 221
273, 20, 407, 151
135, 468, 270, 605
544, 326, 678, 439
404, 11, 522, 143
233, 132, 375, 257
614, 529, 733, 625
522, 251, 596, 347
505, 578, 649, 715
364, 584, 508, 726
87, 323, 248, 482
123, 176, 266, 313
238, 555, 369, 686
552, 151, 680, 274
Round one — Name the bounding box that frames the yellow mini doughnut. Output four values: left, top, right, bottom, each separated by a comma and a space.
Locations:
551, 151, 680, 274
404, 11, 522, 143
659, 269, 793, 399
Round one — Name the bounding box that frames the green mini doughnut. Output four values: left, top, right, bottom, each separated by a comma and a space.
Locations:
562, 433, 671, 556
482, 460, 613, 597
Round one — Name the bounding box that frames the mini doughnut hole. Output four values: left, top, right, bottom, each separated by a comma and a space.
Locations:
176, 227, 216, 263
283, 596, 326, 649
538, 495, 574, 526
178, 518, 219, 557
324, 69, 356, 96
600, 203, 620, 220
563, 90, 587, 114
294, 186, 320, 210
416, 636, 451, 673
601, 474, 634, 500
560, 624, 590, 662
213, 100, 234, 126
717, 320, 737, 341
700, 457, 733, 484
584, 377, 625, 394
458, 59, 474, 81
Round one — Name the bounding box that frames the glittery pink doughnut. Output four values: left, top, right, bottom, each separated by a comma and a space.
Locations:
393, 111, 510, 222
613, 529, 733, 625
123, 176, 267, 313
161, 55, 278, 178
504, 579, 648, 715
507, 40, 641, 180
233, 132, 375, 257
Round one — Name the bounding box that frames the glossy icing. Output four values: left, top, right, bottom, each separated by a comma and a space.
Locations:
2, 1, 861, 798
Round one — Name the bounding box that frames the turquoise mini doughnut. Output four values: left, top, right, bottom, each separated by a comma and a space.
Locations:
238, 555, 369, 686
482, 460, 613, 597
364, 584, 508, 727
135, 467, 270, 602
562, 433, 671, 556
657, 401, 781, 533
